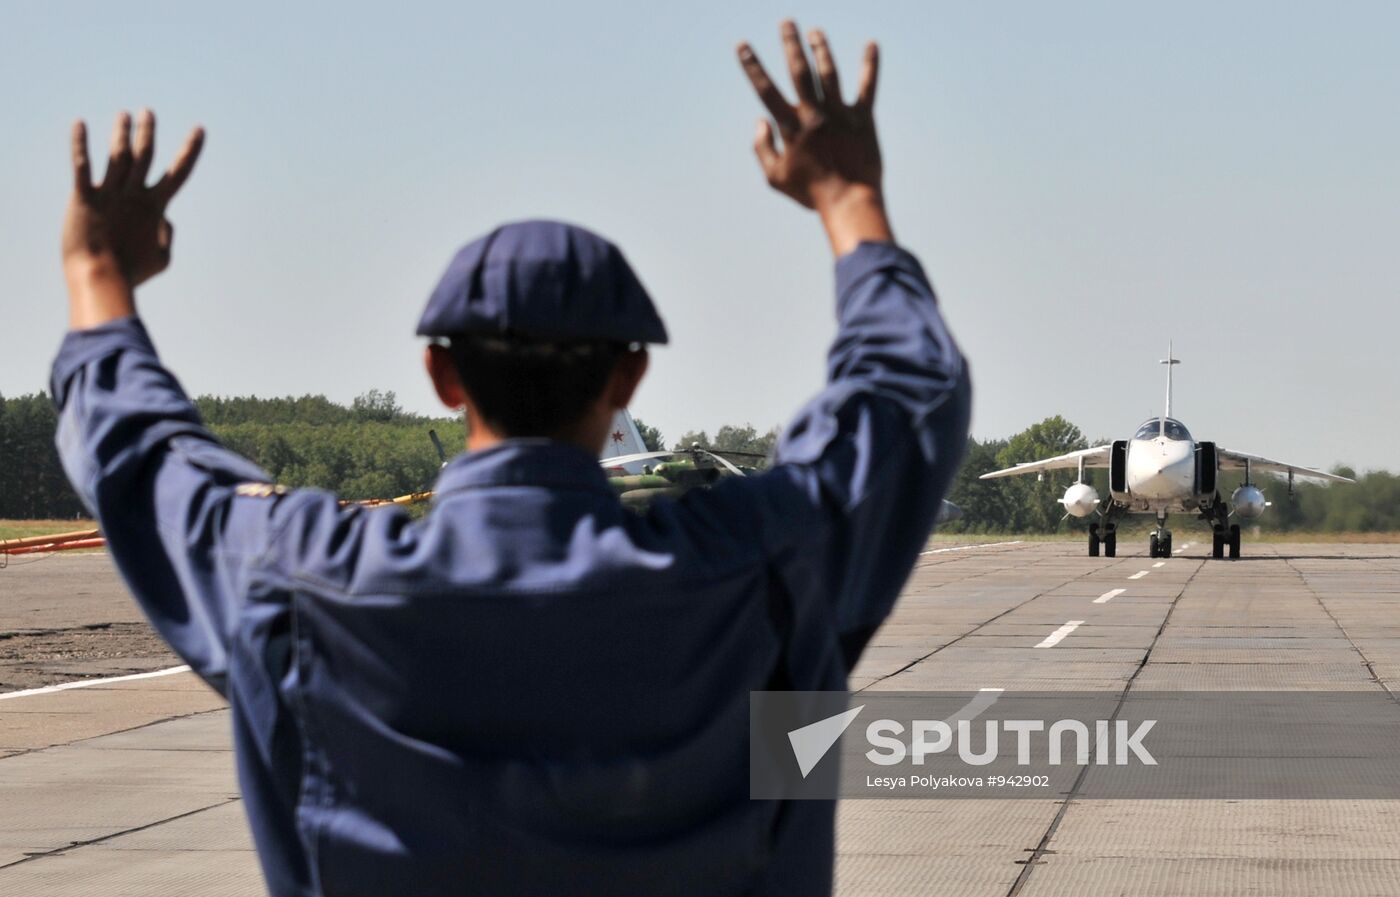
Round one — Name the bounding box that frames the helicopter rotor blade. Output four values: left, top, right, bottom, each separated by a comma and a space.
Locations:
693, 449, 745, 477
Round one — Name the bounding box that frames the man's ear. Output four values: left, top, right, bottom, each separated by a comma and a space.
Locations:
605, 349, 649, 410
424, 345, 468, 410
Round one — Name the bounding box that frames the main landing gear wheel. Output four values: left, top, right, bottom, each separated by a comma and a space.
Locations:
1149, 533, 1158, 558
1091, 522, 1118, 558
1211, 525, 1241, 559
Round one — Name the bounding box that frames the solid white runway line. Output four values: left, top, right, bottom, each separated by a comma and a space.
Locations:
1153, 561, 1166, 568
0, 665, 192, 701
1035, 621, 1084, 648
1128, 571, 1149, 580
1094, 588, 1126, 604
919, 540, 1024, 556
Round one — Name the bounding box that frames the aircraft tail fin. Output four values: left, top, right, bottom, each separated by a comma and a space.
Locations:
601, 409, 650, 460
1159, 341, 1179, 436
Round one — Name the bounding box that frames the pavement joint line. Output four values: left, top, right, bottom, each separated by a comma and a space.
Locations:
0, 706, 228, 762
1093, 588, 1126, 604
1280, 552, 1400, 704
0, 622, 120, 640
1004, 553, 1205, 897
1127, 571, 1149, 580
0, 796, 240, 870
859, 552, 1114, 691
0, 664, 191, 701
919, 540, 1024, 556
1033, 621, 1083, 648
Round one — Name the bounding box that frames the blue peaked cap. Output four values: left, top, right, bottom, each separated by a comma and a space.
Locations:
417, 220, 669, 344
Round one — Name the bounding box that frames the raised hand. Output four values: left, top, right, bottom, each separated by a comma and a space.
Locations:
63, 110, 204, 289
737, 21, 891, 254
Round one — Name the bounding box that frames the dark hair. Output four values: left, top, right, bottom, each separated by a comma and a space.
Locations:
447, 333, 628, 437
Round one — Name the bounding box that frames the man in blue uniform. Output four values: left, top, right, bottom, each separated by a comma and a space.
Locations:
53, 21, 969, 897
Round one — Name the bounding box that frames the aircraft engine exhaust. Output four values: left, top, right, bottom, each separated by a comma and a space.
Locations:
1059, 483, 1101, 518
1231, 485, 1267, 519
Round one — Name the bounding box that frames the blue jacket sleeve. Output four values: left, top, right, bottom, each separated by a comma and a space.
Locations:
743, 242, 971, 664
50, 317, 288, 695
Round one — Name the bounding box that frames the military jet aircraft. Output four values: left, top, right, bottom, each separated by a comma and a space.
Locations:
979, 346, 1353, 559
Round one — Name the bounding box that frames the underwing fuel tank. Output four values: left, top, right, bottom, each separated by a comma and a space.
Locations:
1231, 484, 1268, 519
1060, 482, 1101, 518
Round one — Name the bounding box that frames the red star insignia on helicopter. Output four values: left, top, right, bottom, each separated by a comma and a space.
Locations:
611, 430, 625, 443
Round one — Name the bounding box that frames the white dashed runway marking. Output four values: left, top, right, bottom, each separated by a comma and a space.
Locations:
1094, 588, 1126, 604
1035, 620, 1084, 648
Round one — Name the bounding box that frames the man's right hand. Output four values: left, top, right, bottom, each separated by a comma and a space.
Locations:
62, 110, 204, 329
738, 21, 893, 256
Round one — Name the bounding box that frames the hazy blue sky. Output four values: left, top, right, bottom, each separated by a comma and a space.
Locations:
3, 2, 1396, 471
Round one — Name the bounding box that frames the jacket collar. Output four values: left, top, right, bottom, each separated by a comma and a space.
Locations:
433, 439, 614, 497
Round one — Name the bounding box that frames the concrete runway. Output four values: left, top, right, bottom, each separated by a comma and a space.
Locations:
3, 541, 1400, 895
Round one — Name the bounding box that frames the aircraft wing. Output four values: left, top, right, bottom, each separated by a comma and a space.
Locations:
978, 445, 1112, 480
1216, 449, 1355, 484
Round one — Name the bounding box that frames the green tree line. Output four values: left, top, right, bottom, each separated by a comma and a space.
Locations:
2, 395, 1394, 532
669, 423, 781, 456
0, 390, 464, 518
0, 394, 80, 519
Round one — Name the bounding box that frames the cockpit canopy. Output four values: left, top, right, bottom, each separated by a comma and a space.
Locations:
1134, 418, 1192, 441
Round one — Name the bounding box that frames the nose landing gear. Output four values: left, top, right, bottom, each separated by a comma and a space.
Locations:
1149, 513, 1172, 558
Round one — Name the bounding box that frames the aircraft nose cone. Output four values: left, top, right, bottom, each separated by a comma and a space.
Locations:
1132, 444, 1196, 499
1154, 458, 1186, 476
